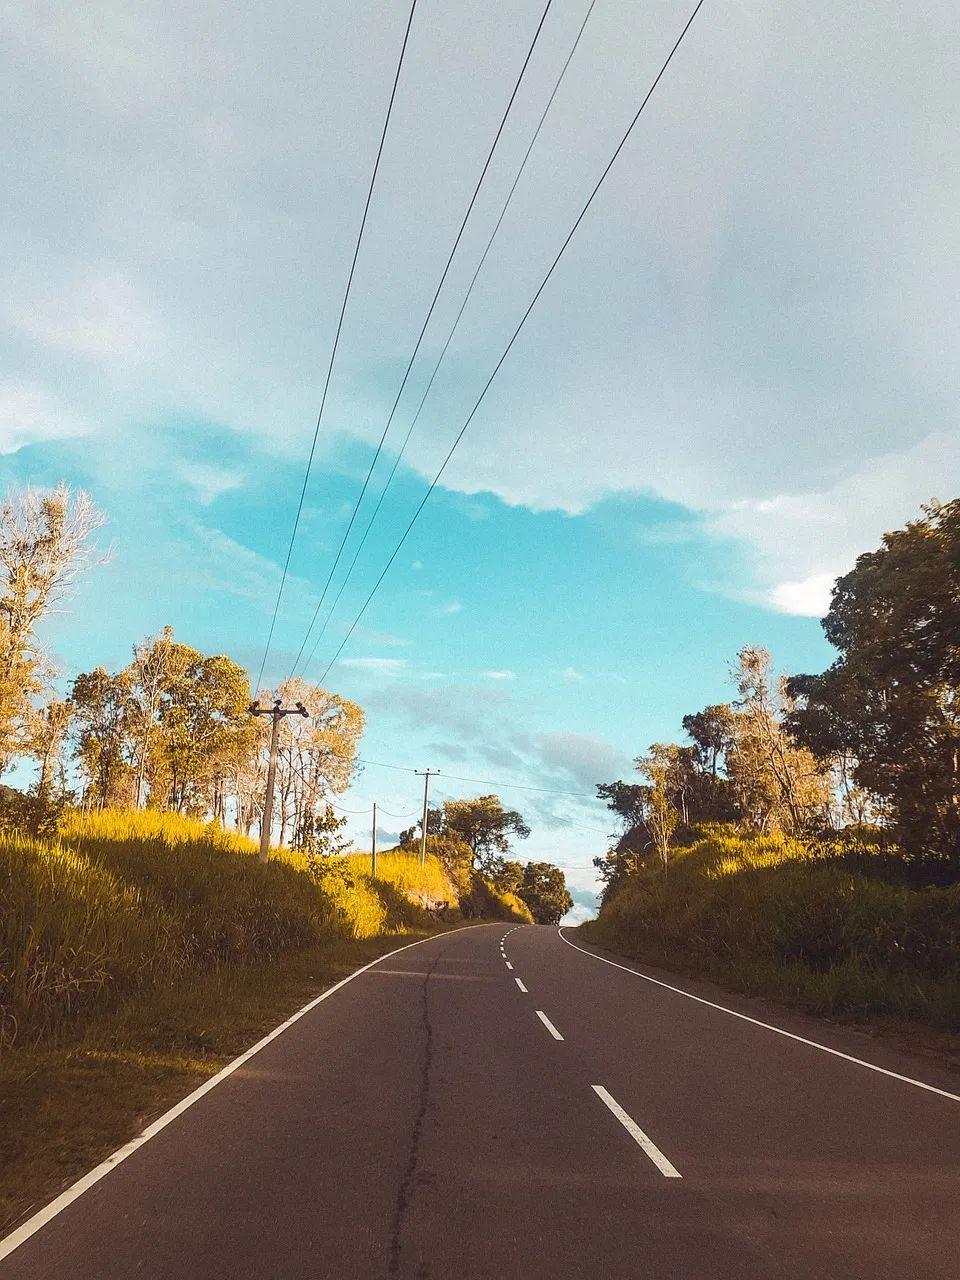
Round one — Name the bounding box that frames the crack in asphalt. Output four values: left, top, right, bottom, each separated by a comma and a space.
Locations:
387, 948, 441, 1278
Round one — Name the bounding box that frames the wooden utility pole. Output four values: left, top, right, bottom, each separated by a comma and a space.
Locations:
250, 698, 308, 862
415, 769, 439, 866
371, 802, 378, 877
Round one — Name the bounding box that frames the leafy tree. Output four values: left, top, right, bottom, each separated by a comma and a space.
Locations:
443, 794, 531, 872
682, 704, 736, 778
516, 862, 573, 924
398, 806, 445, 848
787, 500, 960, 872
70, 667, 135, 808
487, 857, 524, 896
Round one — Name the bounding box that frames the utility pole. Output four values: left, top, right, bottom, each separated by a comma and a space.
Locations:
371, 802, 378, 878
415, 769, 439, 866
250, 698, 308, 863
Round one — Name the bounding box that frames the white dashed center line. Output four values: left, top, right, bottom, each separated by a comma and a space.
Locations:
505, 961, 513, 970
592, 1085, 682, 1178
535, 1010, 564, 1041
515, 978, 528, 993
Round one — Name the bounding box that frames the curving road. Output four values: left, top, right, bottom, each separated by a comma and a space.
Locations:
2, 924, 958, 1278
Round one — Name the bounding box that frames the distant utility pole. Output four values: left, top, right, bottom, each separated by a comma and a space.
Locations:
415, 769, 439, 866
371, 802, 378, 878
250, 698, 308, 863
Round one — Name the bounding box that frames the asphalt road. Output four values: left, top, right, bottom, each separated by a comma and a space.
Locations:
2, 923, 958, 1279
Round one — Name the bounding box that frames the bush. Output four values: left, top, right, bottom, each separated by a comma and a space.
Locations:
584, 826, 960, 1030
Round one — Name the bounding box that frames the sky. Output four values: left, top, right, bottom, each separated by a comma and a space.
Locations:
1, 0, 957, 921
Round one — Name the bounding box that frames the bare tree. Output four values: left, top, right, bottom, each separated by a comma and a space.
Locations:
0, 484, 105, 772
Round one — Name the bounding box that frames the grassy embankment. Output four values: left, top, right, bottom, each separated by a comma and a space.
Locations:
581, 827, 960, 1034
0, 809, 529, 1231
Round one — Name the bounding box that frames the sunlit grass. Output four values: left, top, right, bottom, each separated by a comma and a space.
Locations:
583, 826, 960, 1030
2, 809, 531, 1045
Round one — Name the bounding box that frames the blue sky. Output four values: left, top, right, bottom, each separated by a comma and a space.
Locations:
1, 0, 957, 917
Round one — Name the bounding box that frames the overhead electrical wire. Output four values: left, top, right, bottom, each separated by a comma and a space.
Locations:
253, 0, 420, 693
293, 0, 600, 677
287, 0, 557, 680
312, 0, 708, 685
323, 748, 607, 802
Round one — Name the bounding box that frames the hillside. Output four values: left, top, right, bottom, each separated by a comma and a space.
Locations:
581, 826, 960, 1033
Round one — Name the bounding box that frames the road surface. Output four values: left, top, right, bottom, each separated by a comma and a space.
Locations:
2, 923, 958, 1278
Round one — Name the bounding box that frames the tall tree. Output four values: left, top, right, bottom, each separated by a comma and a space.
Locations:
787, 500, 960, 870
0, 484, 104, 771
443, 794, 531, 872
71, 667, 134, 808
637, 744, 682, 871
729, 646, 831, 835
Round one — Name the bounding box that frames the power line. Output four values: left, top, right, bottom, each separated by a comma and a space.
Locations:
313, 0, 707, 683
339, 749, 605, 802
253, 0, 420, 692
288, 0, 557, 681
295, 0, 599, 674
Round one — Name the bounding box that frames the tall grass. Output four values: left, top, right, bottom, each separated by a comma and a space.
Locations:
2, 810, 525, 1046
584, 827, 960, 1030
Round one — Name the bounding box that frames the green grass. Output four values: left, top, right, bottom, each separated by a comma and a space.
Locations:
583, 827, 960, 1032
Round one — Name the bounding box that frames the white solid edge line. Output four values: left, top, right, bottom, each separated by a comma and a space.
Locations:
559, 928, 960, 1104
535, 1010, 564, 1041
515, 978, 528, 993
0, 924, 490, 1264
592, 1085, 682, 1178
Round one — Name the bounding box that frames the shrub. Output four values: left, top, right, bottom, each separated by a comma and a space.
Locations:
585, 826, 960, 1030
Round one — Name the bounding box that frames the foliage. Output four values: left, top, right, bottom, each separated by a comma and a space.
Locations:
458, 873, 533, 923
787, 500, 960, 876
515, 861, 573, 924
400, 795, 531, 874
584, 826, 960, 1031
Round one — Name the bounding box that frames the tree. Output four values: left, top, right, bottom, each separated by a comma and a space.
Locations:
787, 500, 960, 871
71, 667, 135, 808
516, 862, 573, 924
0, 484, 104, 771
637, 744, 682, 871
269, 677, 363, 851
443, 794, 531, 872
399, 806, 445, 848
729, 646, 831, 835
487, 857, 524, 896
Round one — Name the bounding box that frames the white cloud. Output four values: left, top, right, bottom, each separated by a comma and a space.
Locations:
338, 657, 407, 674
411, 560, 424, 571
8, 271, 156, 361
483, 670, 516, 681
534, 732, 630, 791
707, 429, 960, 613
178, 462, 244, 505
437, 601, 462, 615
0, 1, 956, 612
0, 383, 88, 454
562, 666, 584, 682
768, 573, 836, 618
